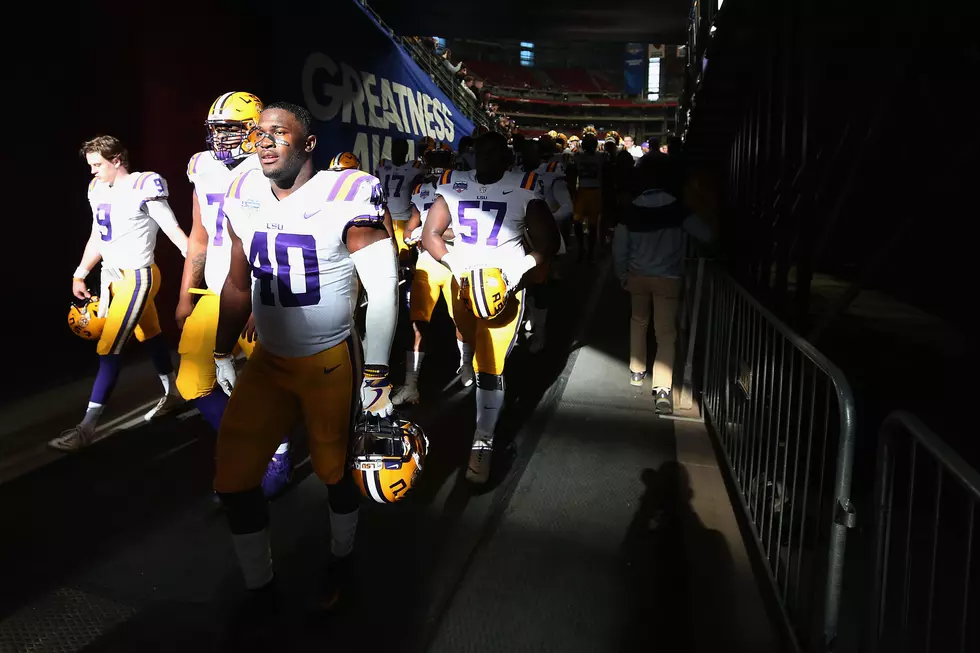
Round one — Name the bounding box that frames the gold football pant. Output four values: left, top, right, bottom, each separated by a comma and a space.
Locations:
410, 251, 455, 322
97, 264, 162, 356
452, 280, 524, 376
176, 290, 256, 400
214, 337, 360, 493
573, 187, 601, 225
392, 219, 411, 255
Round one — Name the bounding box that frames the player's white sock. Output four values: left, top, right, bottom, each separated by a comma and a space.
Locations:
158, 372, 177, 396
404, 351, 424, 389
231, 529, 274, 589
275, 441, 290, 455
329, 507, 359, 558
476, 380, 505, 436
80, 402, 104, 430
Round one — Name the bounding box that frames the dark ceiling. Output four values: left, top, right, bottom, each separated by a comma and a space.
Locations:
364, 0, 691, 43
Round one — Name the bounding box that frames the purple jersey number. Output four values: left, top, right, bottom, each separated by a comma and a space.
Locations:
152, 177, 166, 196
96, 203, 112, 242
206, 193, 226, 246
249, 232, 321, 308
384, 174, 405, 198
456, 200, 507, 246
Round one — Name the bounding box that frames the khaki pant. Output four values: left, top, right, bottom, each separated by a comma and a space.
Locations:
627, 274, 681, 389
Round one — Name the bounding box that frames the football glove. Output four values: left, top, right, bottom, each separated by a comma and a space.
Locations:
214, 353, 237, 396
361, 364, 393, 417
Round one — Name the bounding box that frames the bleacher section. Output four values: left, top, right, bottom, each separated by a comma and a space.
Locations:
470, 62, 624, 96
468, 61, 539, 89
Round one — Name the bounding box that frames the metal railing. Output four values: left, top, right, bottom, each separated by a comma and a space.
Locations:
868, 411, 980, 653
699, 263, 857, 652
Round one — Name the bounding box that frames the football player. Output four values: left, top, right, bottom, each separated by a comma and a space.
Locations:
374, 138, 425, 257
568, 133, 604, 261
55, 136, 189, 451
175, 92, 295, 497
392, 146, 472, 405
421, 132, 560, 484
520, 138, 574, 353
213, 102, 397, 609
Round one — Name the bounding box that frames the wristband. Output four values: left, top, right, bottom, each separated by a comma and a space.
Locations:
213, 351, 233, 359
73, 266, 90, 280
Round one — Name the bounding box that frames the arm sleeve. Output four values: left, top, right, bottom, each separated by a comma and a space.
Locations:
350, 239, 398, 367
551, 178, 573, 221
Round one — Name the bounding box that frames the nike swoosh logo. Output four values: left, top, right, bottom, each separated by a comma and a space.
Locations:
304, 209, 322, 219
324, 364, 340, 374
502, 190, 514, 194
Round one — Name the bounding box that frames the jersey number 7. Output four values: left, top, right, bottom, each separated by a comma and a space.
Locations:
457, 201, 507, 247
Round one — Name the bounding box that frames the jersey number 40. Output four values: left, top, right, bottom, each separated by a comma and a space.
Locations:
249, 232, 320, 308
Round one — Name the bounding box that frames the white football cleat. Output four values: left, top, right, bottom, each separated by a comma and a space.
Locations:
458, 363, 475, 388
465, 436, 493, 484
145, 393, 183, 422
49, 423, 95, 452
391, 385, 420, 406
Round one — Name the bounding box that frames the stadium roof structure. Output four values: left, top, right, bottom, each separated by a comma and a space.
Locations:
364, 0, 690, 43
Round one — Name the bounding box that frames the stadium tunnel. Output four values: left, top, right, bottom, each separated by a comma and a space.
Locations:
7, 1, 977, 652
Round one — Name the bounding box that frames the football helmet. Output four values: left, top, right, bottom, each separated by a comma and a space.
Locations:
68, 295, 105, 341
582, 124, 598, 137
417, 136, 436, 158
423, 148, 455, 178
352, 414, 429, 504
205, 91, 263, 164
460, 267, 509, 320
329, 151, 360, 171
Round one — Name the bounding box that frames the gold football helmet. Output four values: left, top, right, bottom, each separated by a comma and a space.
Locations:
582, 125, 598, 137
423, 148, 455, 178
460, 267, 509, 320
352, 415, 429, 504
206, 91, 263, 163
328, 151, 361, 171
68, 296, 105, 341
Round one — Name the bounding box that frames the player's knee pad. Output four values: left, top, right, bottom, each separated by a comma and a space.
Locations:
327, 472, 360, 514
476, 371, 505, 391
218, 486, 269, 534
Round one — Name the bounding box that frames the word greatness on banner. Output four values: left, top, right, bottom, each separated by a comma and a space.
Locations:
303, 52, 457, 172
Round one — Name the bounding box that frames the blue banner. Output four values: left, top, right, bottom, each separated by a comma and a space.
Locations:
294, 0, 475, 173
624, 43, 646, 95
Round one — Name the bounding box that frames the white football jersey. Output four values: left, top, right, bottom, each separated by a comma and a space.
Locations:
186, 151, 261, 292
435, 169, 544, 271
224, 168, 385, 358
573, 151, 604, 188
87, 171, 170, 269
375, 158, 424, 220
535, 161, 566, 213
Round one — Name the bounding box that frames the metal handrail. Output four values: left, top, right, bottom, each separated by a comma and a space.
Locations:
869, 411, 980, 653
699, 262, 858, 652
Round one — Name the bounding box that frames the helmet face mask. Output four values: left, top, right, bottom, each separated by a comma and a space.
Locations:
423, 149, 455, 178
352, 416, 429, 504
206, 121, 254, 163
